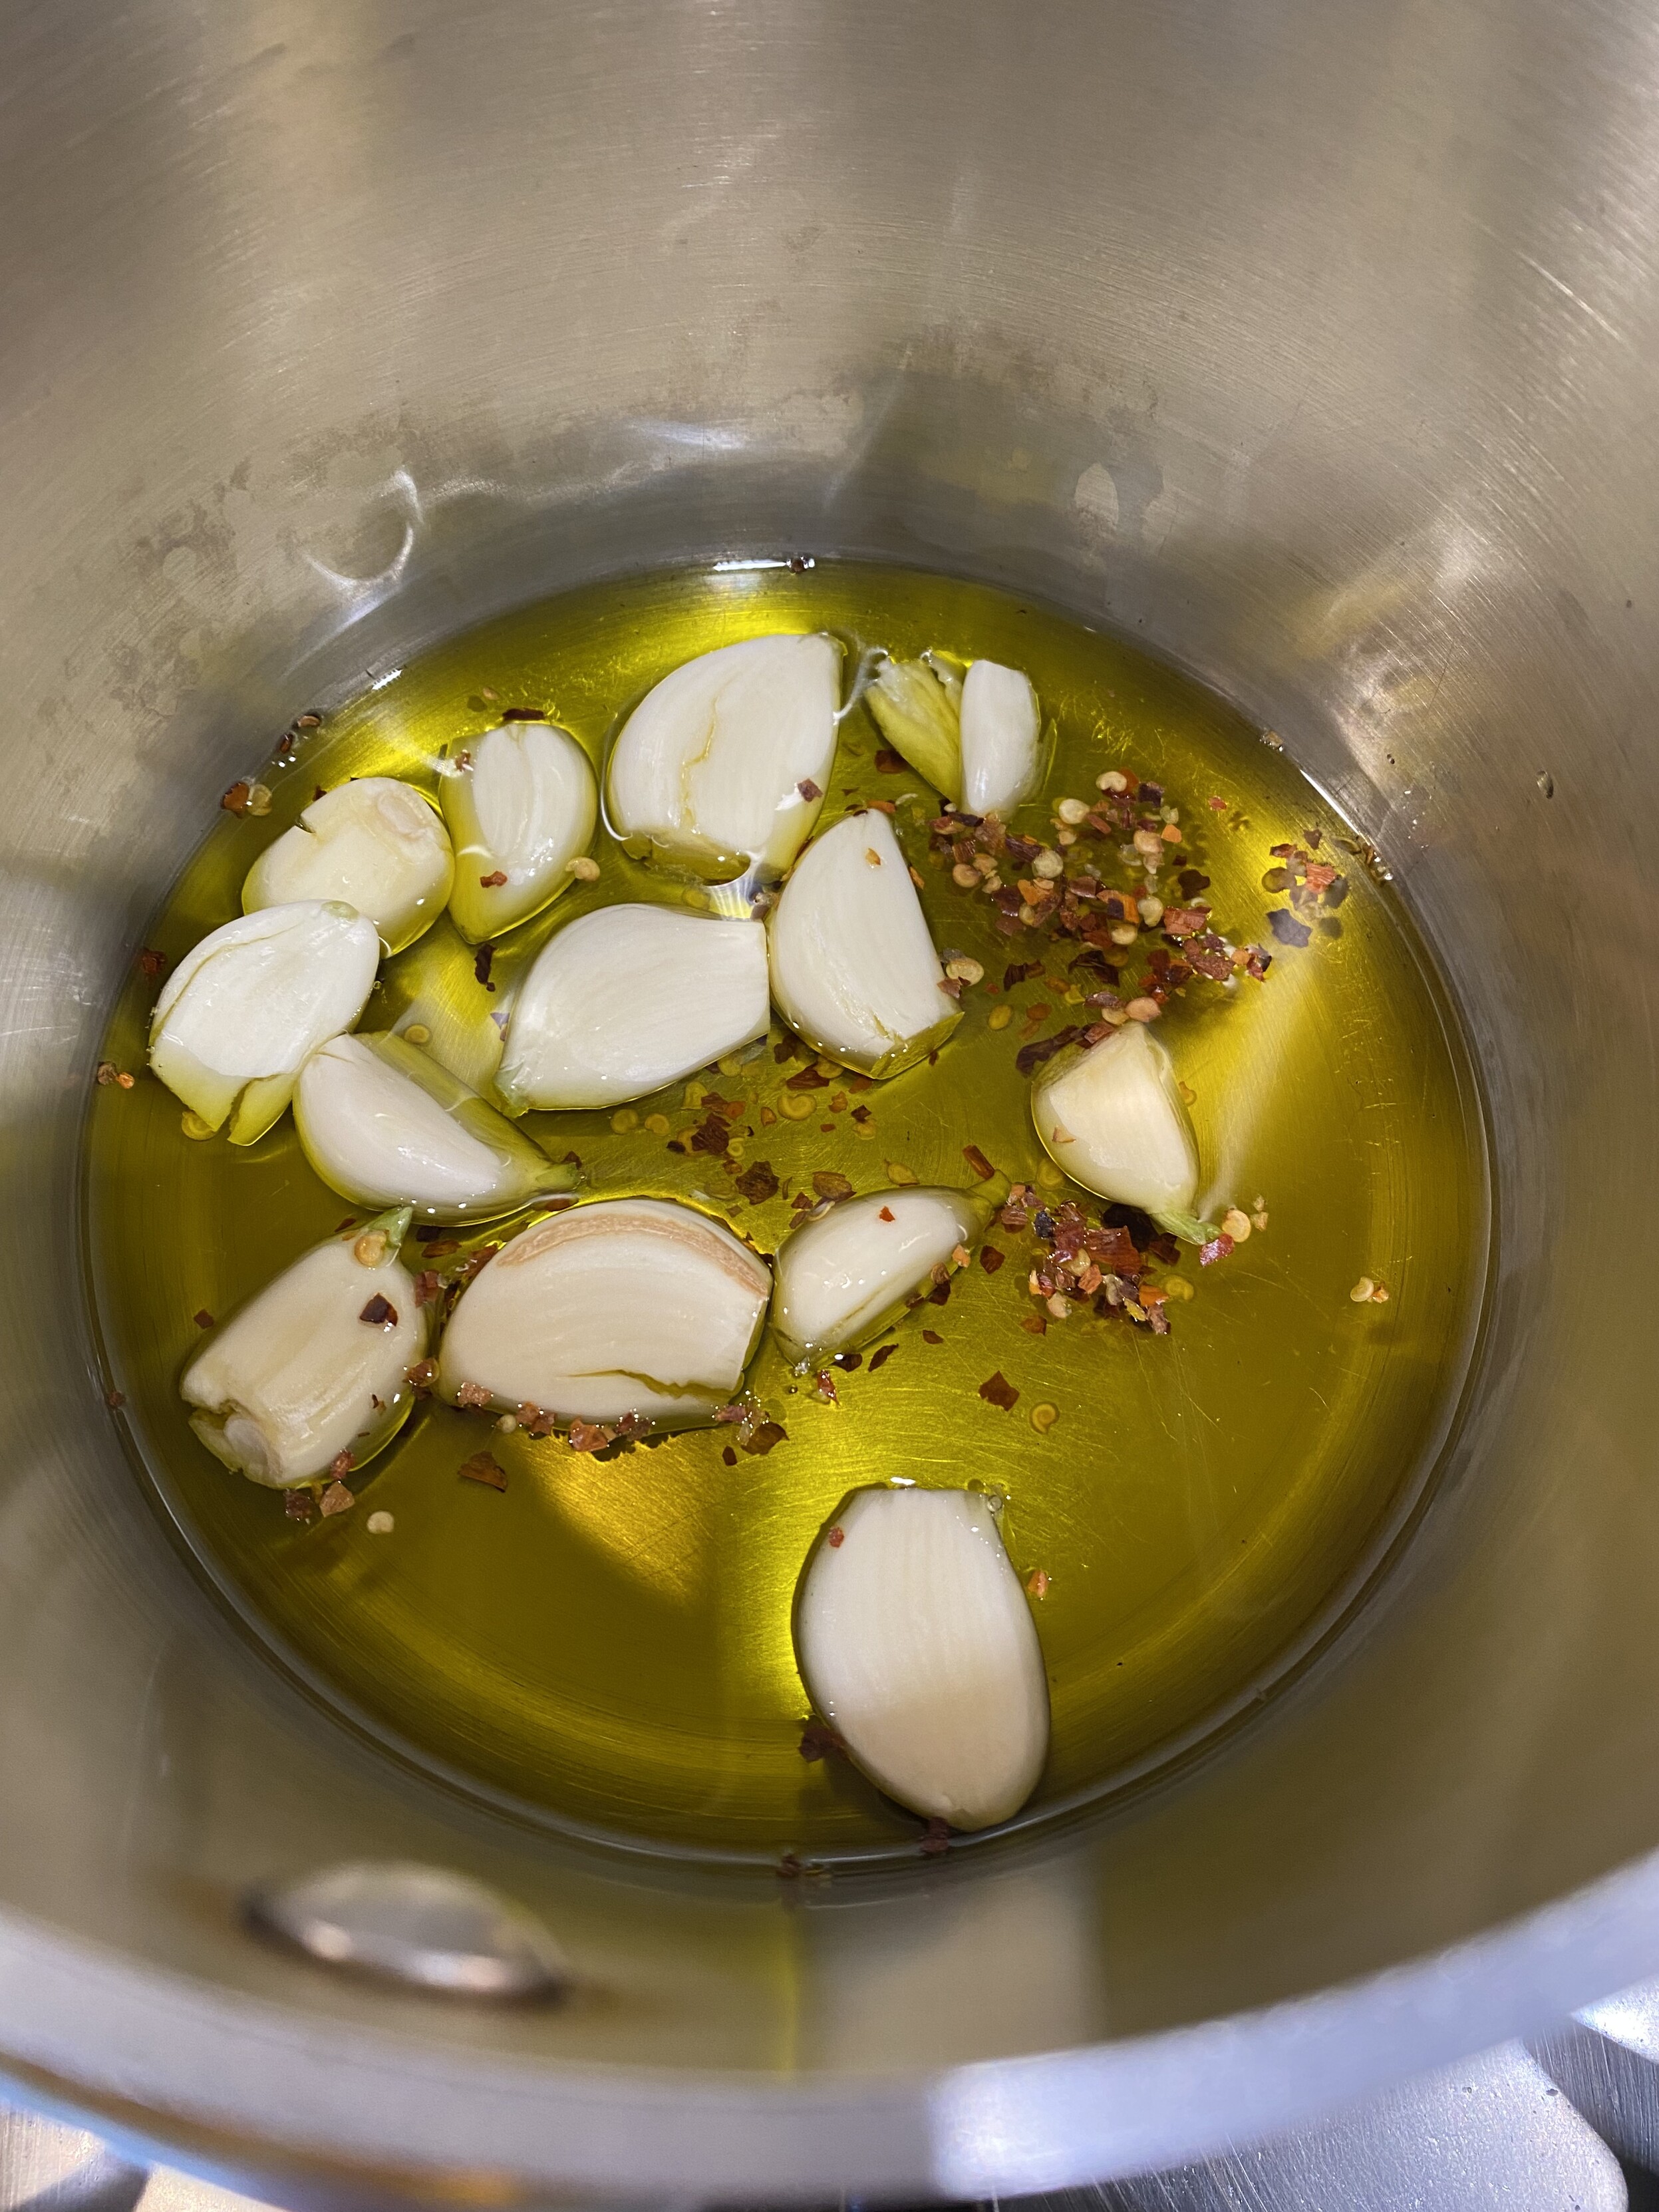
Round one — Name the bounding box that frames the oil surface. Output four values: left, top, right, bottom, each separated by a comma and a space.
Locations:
86, 563, 1488, 1863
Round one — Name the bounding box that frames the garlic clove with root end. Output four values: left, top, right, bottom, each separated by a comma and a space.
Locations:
772, 1184, 992, 1368
438, 1198, 770, 1428
768, 810, 962, 1076
149, 901, 381, 1145
495, 905, 770, 1112
794, 1486, 1050, 1831
243, 778, 455, 955
182, 1206, 426, 1488
441, 721, 599, 945
1030, 1020, 1212, 1241
959, 661, 1042, 821
295, 1032, 577, 1222
865, 655, 963, 796
606, 634, 841, 880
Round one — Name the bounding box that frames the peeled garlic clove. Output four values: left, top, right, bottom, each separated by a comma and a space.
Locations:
441, 721, 599, 945
607, 634, 841, 879
959, 661, 1042, 820
772, 1185, 981, 1368
149, 901, 380, 1145
438, 1197, 770, 1427
1030, 1020, 1211, 1239
243, 778, 454, 955
795, 1486, 1050, 1830
865, 655, 963, 795
495, 904, 770, 1111
295, 1032, 577, 1222
767, 810, 961, 1076
182, 1206, 426, 1487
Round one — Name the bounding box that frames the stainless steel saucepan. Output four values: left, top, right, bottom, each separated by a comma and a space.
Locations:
3, 0, 1658, 2199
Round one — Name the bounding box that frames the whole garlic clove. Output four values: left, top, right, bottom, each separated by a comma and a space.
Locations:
794, 1486, 1050, 1831
1030, 1019, 1211, 1241
295, 1032, 577, 1222
242, 778, 455, 955
772, 1184, 984, 1368
959, 661, 1042, 820
437, 1197, 771, 1428
606, 634, 841, 880
865, 655, 963, 796
441, 721, 599, 945
182, 1205, 427, 1487
495, 904, 770, 1112
767, 810, 961, 1076
148, 900, 381, 1145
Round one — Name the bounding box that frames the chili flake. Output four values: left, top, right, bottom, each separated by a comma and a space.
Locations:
978, 1370, 1020, 1410
734, 1160, 780, 1203
868, 1344, 898, 1372
459, 1452, 508, 1490
962, 1142, 997, 1181
478, 869, 508, 887
193, 1309, 214, 1329
742, 1420, 788, 1456
319, 1480, 355, 1516
473, 941, 496, 990
359, 1294, 398, 1327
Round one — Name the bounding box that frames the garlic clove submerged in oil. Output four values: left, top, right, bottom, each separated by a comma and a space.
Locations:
794, 1486, 1050, 1831
495, 904, 770, 1111
959, 660, 1042, 820
182, 1205, 427, 1487
606, 634, 841, 880
865, 655, 963, 796
766, 809, 961, 1076
1029, 1019, 1211, 1240
772, 1184, 987, 1368
437, 1197, 771, 1428
148, 899, 381, 1145
441, 720, 599, 944
295, 1032, 577, 1222
242, 778, 455, 955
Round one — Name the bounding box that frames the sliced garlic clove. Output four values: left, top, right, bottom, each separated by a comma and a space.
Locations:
959, 661, 1042, 820
295, 1032, 577, 1223
495, 904, 770, 1111
441, 721, 599, 945
607, 634, 841, 880
182, 1205, 427, 1487
437, 1197, 771, 1427
772, 1185, 982, 1368
865, 655, 963, 795
794, 1486, 1050, 1830
242, 778, 455, 955
767, 809, 961, 1076
148, 900, 381, 1145
1030, 1019, 1211, 1239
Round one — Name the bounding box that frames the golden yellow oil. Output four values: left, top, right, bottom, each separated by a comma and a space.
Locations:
85, 561, 1488, 1865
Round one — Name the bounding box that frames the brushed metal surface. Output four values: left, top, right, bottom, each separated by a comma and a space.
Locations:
3, 0, 1659, 2198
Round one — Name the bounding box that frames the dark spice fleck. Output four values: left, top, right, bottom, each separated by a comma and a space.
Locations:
812, 1170, 854, 1201
826, 1525, 845, 1549
734, 1160, 780, 1203
359, 1294, 398, 1327
500, 706, 547, 722
962, 1142, 997, 1182
874, 748, 906, 773
413, 1269, 442, 1309
832, 1348, 863, 1370
328, 1450, 355, 1478
922, 1328, 944, 1344
721, 1444, 737, 1466
978, 1370, 1020, 1410
104, 1387, 125, 1409
797, 778, 823, 802
1003, 961, 1041, 990
478, 869, 508, 887
473, 941, 496, 990
284, 1488, 317, 1523
458, 1451, 508, 1490
742, 1420, 789, 1456
319, 1480, 355, 1517
979, 1245, 1006, 1275
784, 1065, 831, 1091
926, 1278, 951, 1307
138, 947, 167, 978
919, 1817, 952, 1857
690, 1112, 733, 1157
800, 1717, 845, 1759
193, 1309, 214, 1329
868, 1344, 898, 1372
1016, 1025, 1082, 1075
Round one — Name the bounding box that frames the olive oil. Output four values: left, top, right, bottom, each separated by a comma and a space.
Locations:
85, 563, 1489, 1864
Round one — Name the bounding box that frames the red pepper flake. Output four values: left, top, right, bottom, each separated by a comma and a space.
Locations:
690, 1112, 734, 1156
458, 1450, 508, 1490
319, 1480, 355, 1517
220, 780, 252, 815
1026, 1568, 1052, 1600
812, 1371, 839, 1404
877, 1205, 895, 1222
784, 1065, 831, 1091
742, 1420, 789, 1456
138, 947, 167, 978
329, 1450, 355, 1478
919, 1817, 952, 1857
405, 1358, 437, 1392
455, 1380, 492, 1408
979, 1245, 1006, 1275
422, 1238, 460, 1258
1020, 1313, 1047, 1335
826, 1525, 845, 1549
473, 941, 496, 990
359, 1293, 398, 1327
478, 869, 508, 887
1161, 907, 1210, 938
413, 1269, 442, 1309
721, 1444, 737, 1466
868, 1344, 898, 1372
1002, 961, 1040, 989
800, 1717, 845, 1758
192, 1309, 214, 1329
978, 1370, 1020, 1410
832, 1349, 863, 1370
1016, 1026, 1082, 1075
568, 1419, 614, 1454
500, 706, 547, 722
961, 1142, 997, 1181
874, 748, 906, 772
797, 778, 823, 801
812, 1170, 854, 1201
926, 1278, 951, 1307
1199, 1231, 1236, 1266
284, 1488, 317, 1523
104, 1387, 125, 1408
734, 1160, 780, 1203
921, 1328, 944, 1344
